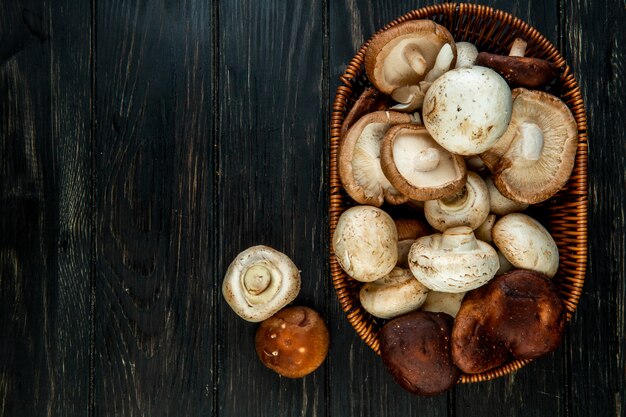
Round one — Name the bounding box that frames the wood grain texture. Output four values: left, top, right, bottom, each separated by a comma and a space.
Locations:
562, 0, 625, 416
0, 0, 92, 416
94, 1, 214, 416
216, 1, 327, 416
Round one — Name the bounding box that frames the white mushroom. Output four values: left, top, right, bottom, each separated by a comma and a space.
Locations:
424, 172, 490, 231
359, 267, 429, 319
408, 226, 499, 293
485, 176, 529, 215
333, 206, 398, 282
492, 213, 559, 278
474, 213, 497, 243
454, 42, 479, 68
222, 245, 301, 322
423, 66, 513, 155
421, 291, 466, 317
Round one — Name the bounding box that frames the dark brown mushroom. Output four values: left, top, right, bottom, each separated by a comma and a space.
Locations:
475, 38, 559, 88
340, 87, 392, 135
255, 306, 330, 378
379, 310, 461, 396
451, 270, 567, 374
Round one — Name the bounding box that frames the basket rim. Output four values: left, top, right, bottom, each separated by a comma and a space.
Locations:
329, 2, 588, 384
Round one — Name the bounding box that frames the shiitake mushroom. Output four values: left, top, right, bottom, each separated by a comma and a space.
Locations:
379, 310, 461, 396
452, 270, 567, 374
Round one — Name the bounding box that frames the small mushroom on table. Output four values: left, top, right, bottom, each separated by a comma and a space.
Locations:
222, 245, 301, 322
339, 111, 417, 206
480, 88, 578, 204
255, 306, 330, 378
408, 226, 499, 293
380, 123, 467, 201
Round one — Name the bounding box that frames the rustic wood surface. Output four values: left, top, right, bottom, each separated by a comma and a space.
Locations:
0, 0, 623, 416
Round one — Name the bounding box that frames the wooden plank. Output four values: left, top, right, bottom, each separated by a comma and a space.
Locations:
94, 1, 214, 415
563, 0, 625, 415
0, 0, 92, 415
216, 1, 327, 416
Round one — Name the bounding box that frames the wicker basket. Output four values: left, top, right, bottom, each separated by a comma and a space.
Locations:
329, 3, 588, 383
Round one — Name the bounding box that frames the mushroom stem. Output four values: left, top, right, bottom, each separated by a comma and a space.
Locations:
509, 38, 527, 57
516, 122, 545, 164
402, 44, 428, 76
439, 227, 479, 251
412, 148, 440, 172
244, 265, 272, 295
424, 43, 454, 83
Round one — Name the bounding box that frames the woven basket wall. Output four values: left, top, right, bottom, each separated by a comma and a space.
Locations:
329, 3, 588, 383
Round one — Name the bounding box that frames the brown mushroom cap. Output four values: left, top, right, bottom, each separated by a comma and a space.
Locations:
379, 310, 461, 396
339, 111, 416, 206
480, 88, 578, 204
452, 270, 567, 374
340, 87, 392, 135
381, 124, 467, 201
255, 306, 330, 378
365, 20, 456, 95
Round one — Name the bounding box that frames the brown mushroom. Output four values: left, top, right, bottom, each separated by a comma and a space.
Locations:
379, 310, 461, 396
255, 306, 330, 378
340, 87, 392, 135
451, 270, 567, 374
381, 124, 466, 201
339, 111, 417, 206
365, 20, 456, 95
480, 88, 578, 204
475, 38, 559, 88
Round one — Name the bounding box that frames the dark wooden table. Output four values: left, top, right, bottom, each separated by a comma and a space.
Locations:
1, 0, 624, 416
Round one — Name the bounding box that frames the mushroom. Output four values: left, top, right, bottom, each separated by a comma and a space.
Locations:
395, 218, 432, 268
480, 88, 578, 204
496, 251, 514, 275
451, 270, 567, 374
340, 87, 392, 135
423, 172, 490, 231
339, 111, 417, 206
379, 311, 461, 396
332, 206, 398, 282
364, 20, 456, 95
492, 213, 559, 278
408, 226, 499, 293
485, 176, 529, 215
475, 38, 559, 88
359, 267, 429, 319
454, 42, 479, 68
222, 245, 301, 322
465, 155, 488, 174
421, 291, 466, 318
255, 306, 330, 378
380, 124, 467, 201
474, 213, 496, 243
423, 66, 513, 155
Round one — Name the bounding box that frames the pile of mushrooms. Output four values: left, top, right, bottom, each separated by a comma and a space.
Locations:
222, 245, 329, 378
334, 19, 577, 396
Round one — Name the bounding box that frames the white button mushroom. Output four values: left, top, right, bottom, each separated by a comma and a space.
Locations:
492, 213, 559, 278
424, 172, 490, 231
454, 42, 479, 68
421, 291, 466, 317
359, 267, 429, 319
485, 176, 529, 215
408, 226, 499, 293
333, 206, 398, 282
222, 245, 301, 322
422, 66, 512, 155
474, 213, 497, 243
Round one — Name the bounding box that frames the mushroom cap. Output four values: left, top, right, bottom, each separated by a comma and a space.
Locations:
423, 66, 513, 155
255, 306, 330, 378
421, 291, 466, 318
339, 111, 415, 206
474, 213, 497, 243
485, 176, 529, 215
381, 124, 467, 201
333, 206, 398, 282
359, 267, 429, 319
480, 88, 578, 204
395, 218, 432, 268
424, 172, 490, 231
365, 20, 456, 94
379, 311, 461, 396
222, 245, 301, 322
408, 226, 499, 293
475, 52, 559, 88
454, 42, 479, 68
492, 213, 559, 278
451, 270, 566, 374
340, 87, 392, 135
